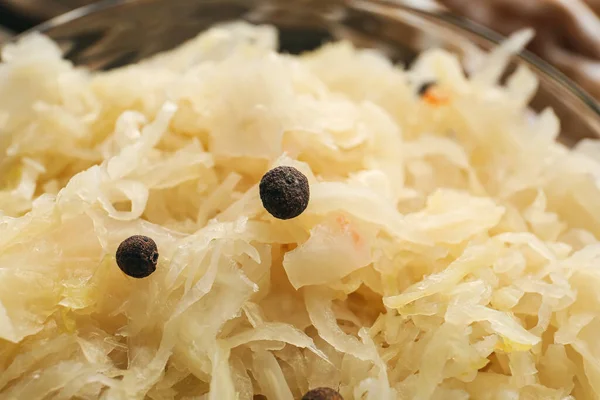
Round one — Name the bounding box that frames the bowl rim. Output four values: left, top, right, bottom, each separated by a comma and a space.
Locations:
15, 0, 600, 122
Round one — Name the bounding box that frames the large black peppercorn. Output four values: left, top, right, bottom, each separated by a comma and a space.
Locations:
259, 166, 310, 220
115, 235, 159, 278
302, 387, 344, 400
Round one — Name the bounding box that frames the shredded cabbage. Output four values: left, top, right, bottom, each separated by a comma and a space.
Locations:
0, 22, 599, 400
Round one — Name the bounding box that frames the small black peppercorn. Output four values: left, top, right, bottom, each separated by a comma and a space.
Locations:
115, 235, 159, 278
259, 166, 309, 220
417, 81, 436, 96
302, 387, 344, 400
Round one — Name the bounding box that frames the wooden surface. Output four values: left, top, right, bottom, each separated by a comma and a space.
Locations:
0, 0, 93, 20
0, 26, 12, 43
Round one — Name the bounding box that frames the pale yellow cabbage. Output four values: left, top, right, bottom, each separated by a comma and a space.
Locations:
0, 22, 599, 400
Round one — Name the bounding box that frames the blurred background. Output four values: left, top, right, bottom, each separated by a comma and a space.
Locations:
0, 0, 599, 100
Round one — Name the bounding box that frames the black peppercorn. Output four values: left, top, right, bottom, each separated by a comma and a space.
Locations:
417, 81, 436, 96
302, 387, 344, 400
259, 166, 310, 220
115, 235, 159, 278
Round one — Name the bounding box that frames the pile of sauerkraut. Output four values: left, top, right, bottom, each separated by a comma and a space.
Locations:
1, 22, 600, 400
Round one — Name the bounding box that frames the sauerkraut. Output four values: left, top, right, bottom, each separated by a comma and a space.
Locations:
0, 22, 599, 400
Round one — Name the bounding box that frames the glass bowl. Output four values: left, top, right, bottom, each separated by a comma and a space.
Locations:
17, 0, 600, 146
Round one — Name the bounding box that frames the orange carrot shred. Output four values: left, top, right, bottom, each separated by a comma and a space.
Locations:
423, 90, 450, 106
336, 215, 362, 247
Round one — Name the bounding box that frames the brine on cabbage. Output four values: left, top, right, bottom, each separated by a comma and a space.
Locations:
0, 22, 599, 400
